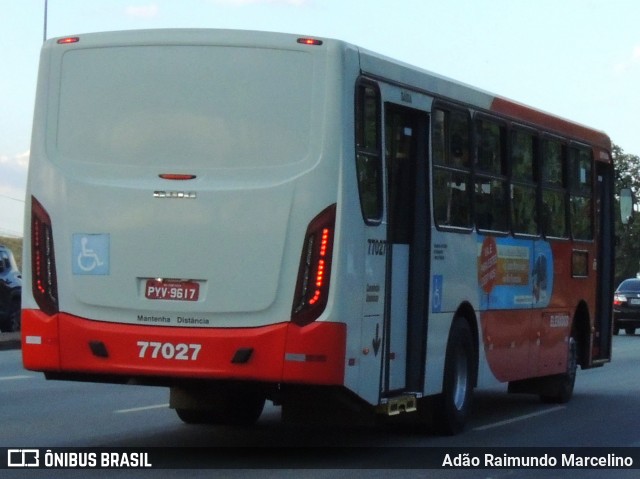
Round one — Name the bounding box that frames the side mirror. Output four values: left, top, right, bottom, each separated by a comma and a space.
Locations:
620, 188, 634, 225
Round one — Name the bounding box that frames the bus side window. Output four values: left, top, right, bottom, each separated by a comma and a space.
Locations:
355, 83, 383, 223
568, 146, 593, 240
474, 118, 508, 232
432, 108, 472, 228
541, 139, 568, 238
511, 129, 538, 235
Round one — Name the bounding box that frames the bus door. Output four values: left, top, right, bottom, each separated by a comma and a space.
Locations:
382, 104, 430, 395
593, 161, 614, 363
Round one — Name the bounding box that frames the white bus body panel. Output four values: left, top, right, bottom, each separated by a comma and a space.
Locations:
24, 30, 355, 330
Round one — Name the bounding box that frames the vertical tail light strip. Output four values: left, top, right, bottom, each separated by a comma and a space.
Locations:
291, 204, 337, 326
31, 197, 59, 315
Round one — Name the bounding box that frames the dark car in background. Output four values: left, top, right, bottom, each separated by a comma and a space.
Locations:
613, 278, 640, 335
0, 244, 21, 332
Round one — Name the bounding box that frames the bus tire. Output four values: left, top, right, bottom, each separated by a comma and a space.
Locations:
9, 298, 21, 332
436, 317, 475, 435
173, 387, 266, 426
540, 335, 577, 404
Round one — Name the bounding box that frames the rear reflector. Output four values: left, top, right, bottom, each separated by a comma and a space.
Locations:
291, 204, 336, 326
159, 174, 197, 180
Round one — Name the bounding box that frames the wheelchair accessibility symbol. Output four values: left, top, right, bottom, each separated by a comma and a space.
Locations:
72, 234, 110, 275
431, 274, 443, 313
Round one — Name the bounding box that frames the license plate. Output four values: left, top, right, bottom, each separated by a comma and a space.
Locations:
145, 279, 199, 301
630, 298, 640, 305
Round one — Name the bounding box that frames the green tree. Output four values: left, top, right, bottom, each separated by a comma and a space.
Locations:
614, 144, 640, 284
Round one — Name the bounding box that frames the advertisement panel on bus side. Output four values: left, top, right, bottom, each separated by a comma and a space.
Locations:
477, 236, 553, 311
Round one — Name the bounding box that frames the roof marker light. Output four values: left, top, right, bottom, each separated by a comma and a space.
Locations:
297, 37, 323, 46
57, 37, 80, 44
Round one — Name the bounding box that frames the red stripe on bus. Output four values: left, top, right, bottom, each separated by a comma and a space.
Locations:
490, 96, 612, 155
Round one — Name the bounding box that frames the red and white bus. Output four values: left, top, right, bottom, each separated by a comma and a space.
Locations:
22, 29, 615, 434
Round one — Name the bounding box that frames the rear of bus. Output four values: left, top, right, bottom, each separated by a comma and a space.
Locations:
22, 29, 353, 422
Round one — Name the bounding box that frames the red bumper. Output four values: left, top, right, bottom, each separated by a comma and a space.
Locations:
22, 310, 346, 386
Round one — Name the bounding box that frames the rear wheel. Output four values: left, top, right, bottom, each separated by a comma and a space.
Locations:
540, 335, 578, 404
0, 298, 20, 333
172, 385, 266, 426
436, 317, 476, 435
625, 327, 636, 335
8, 298, 21, 332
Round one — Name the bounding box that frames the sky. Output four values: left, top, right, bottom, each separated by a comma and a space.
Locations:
1, 0, 640, 237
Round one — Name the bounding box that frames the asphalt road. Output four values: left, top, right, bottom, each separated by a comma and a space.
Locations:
1, 332, 640, 478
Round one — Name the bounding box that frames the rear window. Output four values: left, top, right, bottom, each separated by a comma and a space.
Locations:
618, 279, 640, 292
56, 46, 313, 168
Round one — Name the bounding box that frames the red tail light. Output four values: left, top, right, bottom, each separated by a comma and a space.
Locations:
31, 197, 59, 315
291, 204, 336, 326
